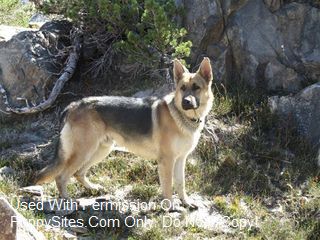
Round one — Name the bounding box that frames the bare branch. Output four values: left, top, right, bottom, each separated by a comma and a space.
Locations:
0, 28, 82, 115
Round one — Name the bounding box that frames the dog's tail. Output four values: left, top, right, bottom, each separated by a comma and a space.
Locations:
35, 107, 72, 185
34, 139, 65, 184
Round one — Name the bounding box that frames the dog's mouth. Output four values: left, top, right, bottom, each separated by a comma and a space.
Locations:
181, 96, 199, 110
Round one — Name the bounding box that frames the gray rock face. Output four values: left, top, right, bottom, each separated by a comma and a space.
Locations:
0, 21, 72, 111
29, 13, 50, 29
264, 0, 283, 12
183, 0, 320, 145
0, 197, 46, 240
183, 0, 320, 94
0, 166, 15, 181
18, 185, 44, 197
183, 0, 224, 62
0, 25, 35, 42
269, 82, 320, 145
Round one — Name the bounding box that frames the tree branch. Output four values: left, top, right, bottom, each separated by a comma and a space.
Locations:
0, 28, 82, 115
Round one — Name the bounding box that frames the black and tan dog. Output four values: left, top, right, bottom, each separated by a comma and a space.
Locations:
35, 57, 214, 209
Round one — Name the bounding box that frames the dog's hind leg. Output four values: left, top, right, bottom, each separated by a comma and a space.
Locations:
35, 123, 73, 185
74, 140, 114, 190
54, 124, 105, 198
55, 149, 98, 198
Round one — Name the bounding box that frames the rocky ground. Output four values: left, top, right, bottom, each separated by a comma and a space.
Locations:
0, 80, 319, 239
0, 0, 319, 239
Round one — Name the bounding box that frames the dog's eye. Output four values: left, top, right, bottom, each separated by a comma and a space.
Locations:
192, 84, 200, 91
180, 85, 187, 91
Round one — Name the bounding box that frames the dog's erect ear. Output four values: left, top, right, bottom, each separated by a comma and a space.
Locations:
198, 57, 213, 83
173, 59, 189, 83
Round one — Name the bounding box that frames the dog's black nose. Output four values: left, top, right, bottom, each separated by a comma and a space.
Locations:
182, 98, 194, 110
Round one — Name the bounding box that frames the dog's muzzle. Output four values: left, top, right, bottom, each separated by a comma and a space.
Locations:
182, 96, 199, 110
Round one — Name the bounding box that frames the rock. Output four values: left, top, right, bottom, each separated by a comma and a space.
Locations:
55, 208, 77, 216
269, 203, 284, 214
183, 1, 320, 93
45, 198, 78, 216
18, 185, 44, 196
0, 166, 15, 181
0, 197, 46, 240
264, 59, 301, 92
269, 82, 320, 145
0, 20, 72, 116
132, 83, 173, 98
226, 1, 284, 89
0, 25, 35, 42
263, 0, 283, 12
220, 0, 249, 18
40, 20, 73, 36
63, 232, 77, 240
78, 237, 94, 240
29, 13, 50, 29
69, 225, 88, 234
0, 166, 15, 175
182, 0, 226, 80
41, 200, 56, 214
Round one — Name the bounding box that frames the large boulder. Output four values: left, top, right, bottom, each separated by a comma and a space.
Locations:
263, 0, 283, 12
0, 21, 72, 113
0, 25, 35, 42
182, 0, 320, 154
183, 0, 320, 94
0, 197, 46, 240
269, 82, 320, 145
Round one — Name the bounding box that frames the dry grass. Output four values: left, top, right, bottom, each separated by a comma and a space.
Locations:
0, 0, 36, 27
0, 80, 319, 239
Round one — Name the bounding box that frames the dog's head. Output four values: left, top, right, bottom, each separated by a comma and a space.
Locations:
173, 57, 213, 120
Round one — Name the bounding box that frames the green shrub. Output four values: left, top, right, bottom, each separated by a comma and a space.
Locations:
40, 0, 192, 80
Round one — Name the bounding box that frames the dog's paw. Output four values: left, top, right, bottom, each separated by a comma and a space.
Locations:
181, 198, 198, 211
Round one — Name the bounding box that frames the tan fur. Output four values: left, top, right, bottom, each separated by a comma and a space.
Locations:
35, 57, 214, 210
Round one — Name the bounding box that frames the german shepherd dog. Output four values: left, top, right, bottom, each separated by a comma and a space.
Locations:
35, 57, 213, 209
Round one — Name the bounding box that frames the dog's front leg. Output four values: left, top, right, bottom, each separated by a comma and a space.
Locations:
174, 156, 198, 210
158, 157, 175, 210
